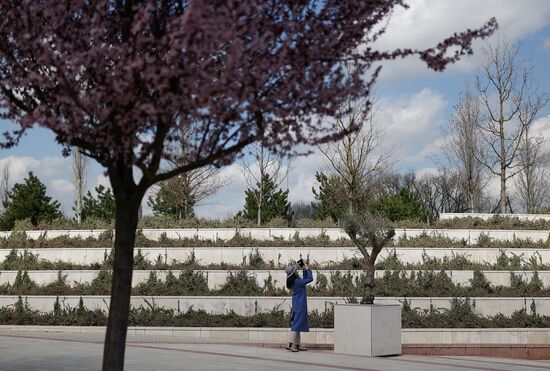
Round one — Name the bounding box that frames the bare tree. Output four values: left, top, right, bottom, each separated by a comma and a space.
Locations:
72, 148, 89, 223
443, 85, 487, 212
319, 95, 394, 215
149, 166, 226, 219
513, 93, 550, 212
241, 142, 291, 225
291, 202, 315, 222
150, 128, 226, 219
0, 161, 10, 211
475, 40, 546, 213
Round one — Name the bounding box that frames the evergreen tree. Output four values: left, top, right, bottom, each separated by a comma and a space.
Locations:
312, 171, 371, 222
239, 173, 292, 224
369, 188, 429, 222
147, 176, 195, 219
81, 185, 116, 221
0, 172, 61, 229
312, 172, 346, 222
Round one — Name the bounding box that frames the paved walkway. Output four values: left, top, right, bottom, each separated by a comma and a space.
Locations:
1, 330, 550, 370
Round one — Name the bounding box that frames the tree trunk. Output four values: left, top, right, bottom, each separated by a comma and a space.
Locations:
499, 108, 507, 214
75, 196, 83, 223
72, 149, 88, 223
499, 163, 507, 214
257, 195, 262, 226
362, 258, 375, 304
102, 171, 143, 371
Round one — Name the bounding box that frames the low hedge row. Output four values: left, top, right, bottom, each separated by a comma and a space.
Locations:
1, 248, 548, 272
7, 214, 550, 231
2, 230, 550, 249
1, 296, 548, 329
0, 268, 547, 297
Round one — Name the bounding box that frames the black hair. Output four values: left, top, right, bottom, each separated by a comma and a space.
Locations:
286, 274, 297, 290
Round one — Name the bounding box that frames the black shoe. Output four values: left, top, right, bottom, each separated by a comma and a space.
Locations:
286, 342, 298, 352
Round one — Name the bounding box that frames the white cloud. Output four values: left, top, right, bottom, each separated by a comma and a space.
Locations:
287, 152, 325, 205
375, 88, 447, 165
95, 173, 111, 189
193, 149, 329, 218
1, 156, 40, 181
0, 156, 72, 214
530, 114, 550, 154
193, 88, 449, 217
375, 0, 550, 81
194, 163, 247, 219
0, 87, 451, 219
51, 179, 74, 193
0, 155, 109, 217
415, 167, 440, 178
0, 156, 70, 185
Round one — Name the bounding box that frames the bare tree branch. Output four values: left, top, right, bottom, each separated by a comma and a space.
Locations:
442, 84, 488, 212
318, 90, 395, 216
474, 39, 547, 213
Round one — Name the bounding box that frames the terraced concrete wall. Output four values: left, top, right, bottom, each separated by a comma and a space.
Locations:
0, 269, 547, 289
2, 325, 550, 345
440, 213, 550, 221
2, 295, 547, 316
0, 227, 548, 243
0, 247, 547, 266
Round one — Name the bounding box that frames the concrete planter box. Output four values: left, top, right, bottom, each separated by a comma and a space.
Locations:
334, 303, 401, 357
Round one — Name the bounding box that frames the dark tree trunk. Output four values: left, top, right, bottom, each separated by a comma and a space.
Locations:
362, 258, 375, 304
102, 168, 144, 371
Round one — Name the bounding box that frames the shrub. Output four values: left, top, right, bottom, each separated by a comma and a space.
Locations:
6, 213, 550, 231
217, 271, 263, 296
3, 297, 550, 328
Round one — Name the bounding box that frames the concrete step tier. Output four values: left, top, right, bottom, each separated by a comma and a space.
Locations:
2, 325, 550, 346
1, 227, 549, 243
0, 295, 548, 316
440, 213, 550, 221
0, 246, 548, 266
0, 269, 548, 289
4, 325, 550, 359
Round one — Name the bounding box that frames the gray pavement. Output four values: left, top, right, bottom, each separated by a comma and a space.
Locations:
1, 331, 550, 370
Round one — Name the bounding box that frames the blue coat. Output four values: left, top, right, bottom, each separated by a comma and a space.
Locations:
290, 269, 313, 332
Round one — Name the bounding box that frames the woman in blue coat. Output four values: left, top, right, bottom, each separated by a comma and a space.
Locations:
285, 260, 313, 352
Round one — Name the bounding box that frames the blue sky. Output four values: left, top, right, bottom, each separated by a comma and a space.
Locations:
1, 0, 550, 218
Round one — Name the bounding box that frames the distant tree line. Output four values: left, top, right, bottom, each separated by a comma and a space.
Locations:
0, 40, 547, 229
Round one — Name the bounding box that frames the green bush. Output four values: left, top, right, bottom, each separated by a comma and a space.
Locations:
3, 247, 550, 272
133, 270, 209, 296
369, 189, 430, 222
0, 172, 62, 230
3, 228, 550, 250
5, 213, 550, 231
2, 296, 550, 328
1, 267, 549, 297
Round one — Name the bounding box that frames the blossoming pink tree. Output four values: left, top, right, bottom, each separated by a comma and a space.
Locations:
0, 1, 496, 369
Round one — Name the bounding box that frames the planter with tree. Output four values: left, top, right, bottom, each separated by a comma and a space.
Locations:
337, 212, 399, 356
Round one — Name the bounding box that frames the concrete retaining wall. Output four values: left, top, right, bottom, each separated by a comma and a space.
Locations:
0, 246, 546, 266
440, 213, 550, 222
0, 227, 549, 243
3, 325, 550, 346
0, 269, 547, 289
0, 295, 547, 316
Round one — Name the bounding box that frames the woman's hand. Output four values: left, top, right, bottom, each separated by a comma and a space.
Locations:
303, 262, 309, 270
